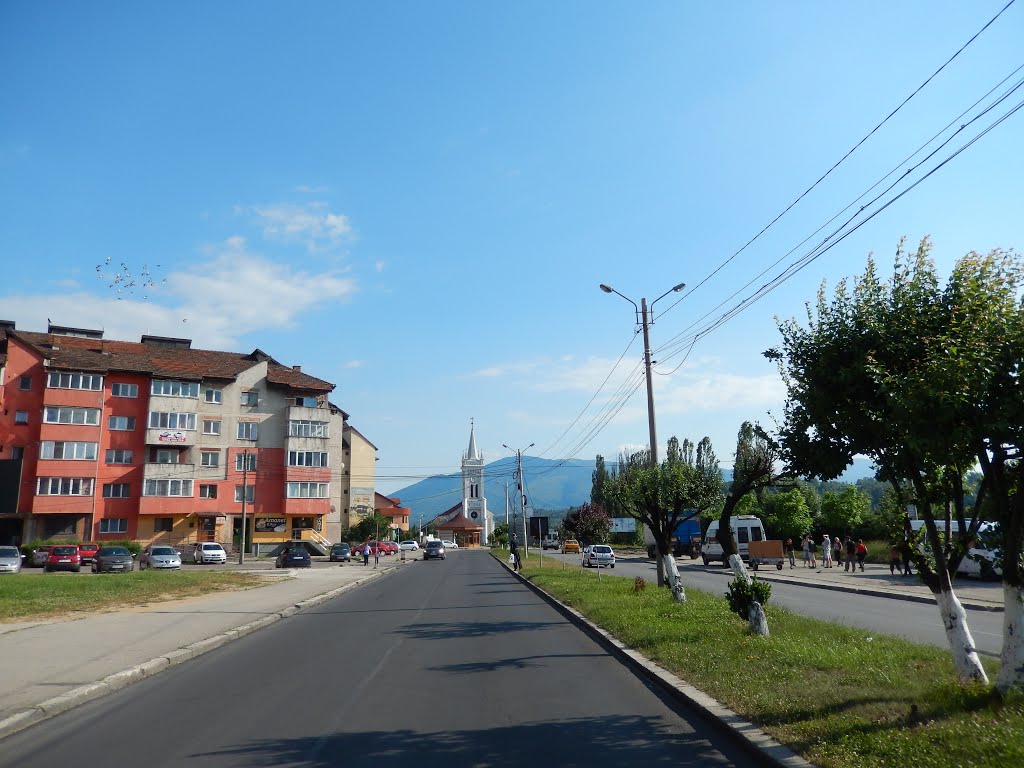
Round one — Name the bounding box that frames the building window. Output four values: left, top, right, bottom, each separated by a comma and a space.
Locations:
111, 382, 139, 398
45, 406, 101, 426
286, 482, 329, 498
288, 420, 329, 438
105, 449, 134, 464
288, 451, 329, 467
99, 518, 128, 534
234, 485, 255, 503
241, 391, 259, 407
235, 453, 257, 471
12, 446, 24, 460
202, 419, 221, 435
153, 449, 179, 464
40, 441, 98, 461
293, 396, 319, 408
37, 477, 95, 496
46, 371, 103, 390
143, 479, 193, 497
205, 387, 223, 404
200, 450, 220, 467
151, 380, 200, 398
108, 415, 136, 431
154, 517, 173, 532
15, 411, 29, 424
148, 412, 197, 430
237, 422, 258, 441
102, 483, 131, 498
199, 484, 218, 499
19, 375, 31, 390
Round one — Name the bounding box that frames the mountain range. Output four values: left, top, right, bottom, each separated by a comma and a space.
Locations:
386, 455, 877, 523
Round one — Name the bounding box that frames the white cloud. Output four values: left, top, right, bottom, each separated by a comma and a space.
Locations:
375, 260, 385, 273
246, 201, 353, 251
1, 238, 357, 350
345, 360, 364, 369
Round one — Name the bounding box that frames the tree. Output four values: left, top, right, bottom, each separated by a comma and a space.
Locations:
609, 439, 722, 590
489, 522, 510, 548
350, 512, 394, 543
761, 488, 813, 541
768, 238, 1024, 688
560, 502, 612, 547
591, 454, 611, 508
819, 486, 870, 536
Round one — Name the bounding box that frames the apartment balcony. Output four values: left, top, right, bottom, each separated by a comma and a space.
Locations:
143, 462, 196, 481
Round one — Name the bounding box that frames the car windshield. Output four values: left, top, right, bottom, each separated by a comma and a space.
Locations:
100, 547, 129, 556
426, 542, 443, 549
202, 544, 224, 551
0, 546, 20, 557
52, 546, 78, 555
593, 546, 612, 554
151, 547, 177, 555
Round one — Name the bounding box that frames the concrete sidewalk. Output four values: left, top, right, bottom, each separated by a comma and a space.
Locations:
0, 557, 409, 739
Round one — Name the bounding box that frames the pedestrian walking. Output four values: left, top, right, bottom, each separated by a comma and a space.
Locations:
856, 539, 868, 571
833, 535, 843, 567
362, 542, 370, 566
901, 538, 914, 576
785, 537, 796, 568
889, 543, 901, 575
801, 535, 810, 567
806, 535, 817, 569
844, 535, 856, 572
509, 533, 522, 572
821, 534, 832, 569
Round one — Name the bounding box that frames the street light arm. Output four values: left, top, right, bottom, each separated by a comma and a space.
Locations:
599, 283, 638, 314
652, 282, 687, 308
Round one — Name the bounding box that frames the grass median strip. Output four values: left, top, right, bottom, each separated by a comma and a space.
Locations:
0, 571, 269, 622
496, 550, 1023, 768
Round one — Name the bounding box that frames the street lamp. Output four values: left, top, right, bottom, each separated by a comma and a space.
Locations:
599, 282, 685, 466
502, 442, 534, 556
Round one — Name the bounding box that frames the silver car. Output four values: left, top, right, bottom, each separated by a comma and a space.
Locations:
582, 544, 616, 568
139, 545, 182, 570
0, 545, 24, 574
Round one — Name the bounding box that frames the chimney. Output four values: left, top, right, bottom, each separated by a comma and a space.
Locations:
292, 365, 301, 372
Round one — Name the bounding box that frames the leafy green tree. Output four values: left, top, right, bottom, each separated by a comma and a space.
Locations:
350, 512, 394, 542
768, 237, 1024, 687
761, 488, 813, 541
819, 486, 870, 536
591, 454, 610, 507
489, 522, 510, 547
560, 502, 612, 546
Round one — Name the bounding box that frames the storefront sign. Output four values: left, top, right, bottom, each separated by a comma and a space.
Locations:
255, 517, 287, 533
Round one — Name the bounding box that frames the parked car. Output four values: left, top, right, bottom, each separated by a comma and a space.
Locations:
441, 539, 458, 549
561, 539, 581, 554
329, 543, 351, 562
0, 545, 25, 574
191, 542, 228, 564
31, 546, 52, 567
139, 545, 182, 570
582, 544, 615, 568
93, 546, 135, 573
399, 540, 419, 551
423, 540, 446, 560
78, 542, 101, 564
379, 541, 399, 555
541, 534, 560, 550
45, 545, 82, 573
276, 544, 312, 568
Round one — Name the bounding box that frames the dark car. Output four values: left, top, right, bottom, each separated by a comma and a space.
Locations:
93, 546, 135, 573
276, 544, 312, 568
78, 543, 101, 564
45, 545, 82, 573
329, 543, 351, 562
423, 541, 446, 561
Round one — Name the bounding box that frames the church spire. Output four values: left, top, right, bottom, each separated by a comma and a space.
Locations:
466, 417, 480, 460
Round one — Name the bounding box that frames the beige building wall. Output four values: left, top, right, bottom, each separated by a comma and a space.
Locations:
340, 425, 376, 531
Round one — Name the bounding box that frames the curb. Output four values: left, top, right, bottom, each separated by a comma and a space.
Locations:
500, 559, 815, 768
0, 568, 392, 742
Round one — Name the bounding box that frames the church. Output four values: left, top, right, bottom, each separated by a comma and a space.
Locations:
427, 421, 493, 547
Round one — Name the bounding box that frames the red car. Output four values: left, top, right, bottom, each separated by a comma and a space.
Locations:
378, 541, 399, 555
45, 545, 82, 573
78, 543, 100, 564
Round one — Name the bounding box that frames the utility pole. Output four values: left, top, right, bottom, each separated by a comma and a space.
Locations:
503, 443, 533, 556
505, 482, 509, 527
238, 448, 249, 565
640, 297, 659, 465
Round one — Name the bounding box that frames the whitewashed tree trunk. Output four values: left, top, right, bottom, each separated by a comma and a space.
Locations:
935, 588, 988, 684
996, 584, 1024, 694
661, 553, 686, 603
728, 555, 769, 635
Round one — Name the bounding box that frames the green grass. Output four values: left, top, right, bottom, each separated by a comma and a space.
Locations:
494, 550, 1023, 768
0, 571, 269, 622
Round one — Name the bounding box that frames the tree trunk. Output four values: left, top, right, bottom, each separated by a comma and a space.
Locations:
996, 583, 1024, 694
934, 587, 988, 684
728, 553, 749, 582
661, 552, 686, 603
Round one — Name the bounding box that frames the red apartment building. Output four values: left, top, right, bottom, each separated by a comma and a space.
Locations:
0, 321, 351, 553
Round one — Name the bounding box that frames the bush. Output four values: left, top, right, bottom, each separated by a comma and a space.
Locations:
725, 575, 771, 620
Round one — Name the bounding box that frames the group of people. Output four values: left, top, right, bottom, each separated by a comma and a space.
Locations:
784, 534, 867, 572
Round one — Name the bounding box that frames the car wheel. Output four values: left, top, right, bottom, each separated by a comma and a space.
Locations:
611, 564, 615, 569
74, 566, 81, 573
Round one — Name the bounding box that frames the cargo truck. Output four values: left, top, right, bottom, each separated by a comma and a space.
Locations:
644, 517, 703, 559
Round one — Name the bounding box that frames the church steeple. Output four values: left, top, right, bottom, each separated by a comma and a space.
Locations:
466, 417, 480, 461
461, 418, 492, 542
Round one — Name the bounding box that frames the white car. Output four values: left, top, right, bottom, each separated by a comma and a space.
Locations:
441, 540, 458, 549
399, 541, 419, 551
582, 544, 615, 568
140, 545, 182, 570
192, 542, 227, 564
0, 545, 24, 574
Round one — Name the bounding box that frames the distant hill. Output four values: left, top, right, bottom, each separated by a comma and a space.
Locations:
386, 455, 877, 523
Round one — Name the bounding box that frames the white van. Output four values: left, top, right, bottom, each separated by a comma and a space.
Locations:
541, 533, 560, 550
909, 519, 1002, 580
701, 515, 767, 566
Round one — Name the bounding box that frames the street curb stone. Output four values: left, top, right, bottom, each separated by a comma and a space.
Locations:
501, 558, 817, 768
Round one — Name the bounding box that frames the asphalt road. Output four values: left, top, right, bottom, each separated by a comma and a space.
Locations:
538, 550, 1004, 657
0, 550, 762, 768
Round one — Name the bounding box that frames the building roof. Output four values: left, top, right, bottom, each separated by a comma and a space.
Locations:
438, 514, 482, 531
8, 330, 335, 392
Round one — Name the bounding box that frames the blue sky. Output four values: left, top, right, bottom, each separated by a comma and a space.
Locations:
2, 2, 1022, 494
